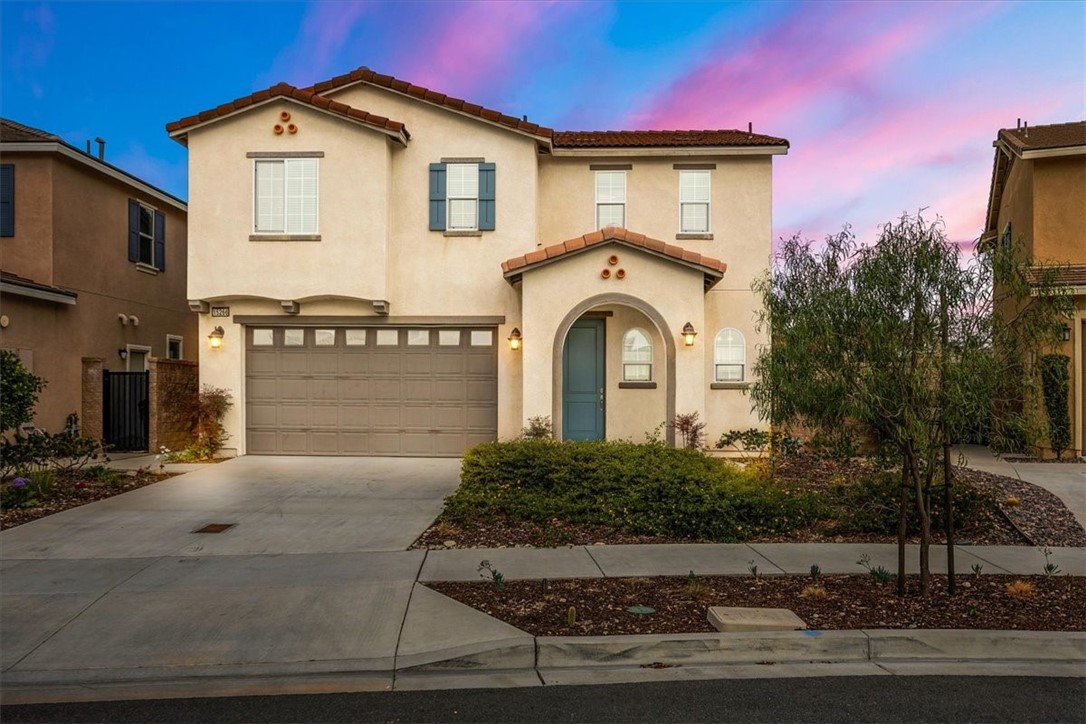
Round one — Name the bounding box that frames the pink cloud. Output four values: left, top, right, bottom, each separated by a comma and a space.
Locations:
261, 1, 373, 87
394, 1, 563, 99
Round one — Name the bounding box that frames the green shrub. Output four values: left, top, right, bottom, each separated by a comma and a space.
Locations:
166, 386, 234, 461
520, 415, 554, 440
829, 471, 997, 537
445, 440, 823, 541
1039, 354, 1071, 459
0, 431, 105, 479
0, 350, 46, 433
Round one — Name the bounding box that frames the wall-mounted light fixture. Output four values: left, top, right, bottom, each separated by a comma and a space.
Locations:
118, 348, 128, 360
208, 326, 225, 350
507, 327, 522, 351
682, 322, 697, 347
1062, 324, 1071, 342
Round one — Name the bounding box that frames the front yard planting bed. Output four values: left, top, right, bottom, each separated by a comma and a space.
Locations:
414, 442, 1086, 550
427, 574, 1086, 636
0, 468, 178, 530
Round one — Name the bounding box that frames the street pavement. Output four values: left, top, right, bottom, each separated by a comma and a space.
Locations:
1, 454, 1083, 705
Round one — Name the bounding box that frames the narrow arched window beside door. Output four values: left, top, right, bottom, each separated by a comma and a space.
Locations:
622, 328, 653, 382
714, 328, 745, 382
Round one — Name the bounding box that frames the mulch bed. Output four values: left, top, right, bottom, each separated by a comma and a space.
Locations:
0, 469, 179, 530
414, 464, 1086, 550
427, 574, 1086, 636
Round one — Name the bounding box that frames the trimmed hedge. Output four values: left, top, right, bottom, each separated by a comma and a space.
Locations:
445, 440, 823, 541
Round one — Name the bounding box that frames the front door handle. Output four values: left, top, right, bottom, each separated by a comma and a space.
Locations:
599, 387, 605, 408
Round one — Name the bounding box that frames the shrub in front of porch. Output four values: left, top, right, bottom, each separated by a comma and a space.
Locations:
445, 440, 823, 542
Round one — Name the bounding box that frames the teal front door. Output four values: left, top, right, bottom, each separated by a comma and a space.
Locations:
562, 318, 605, 440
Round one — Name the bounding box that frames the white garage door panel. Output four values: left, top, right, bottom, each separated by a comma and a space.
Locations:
246, 326, 498, 456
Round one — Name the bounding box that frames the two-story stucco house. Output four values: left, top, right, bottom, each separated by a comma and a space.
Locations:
0, 118, 195, 442
984, 120, 1086, 456
167, 67, 788, 456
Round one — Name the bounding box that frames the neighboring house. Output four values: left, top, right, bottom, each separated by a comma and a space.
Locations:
0, 118, 195, 440
166, 67, 788, 456
984, 119, 1086, 456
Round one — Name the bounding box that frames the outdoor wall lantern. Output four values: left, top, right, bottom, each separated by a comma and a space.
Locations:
208, 326, 225, 350
117, 348, 128, 360
1062, 324, 1071, 342
682, 322, 697, 347
507, 327, 522, 351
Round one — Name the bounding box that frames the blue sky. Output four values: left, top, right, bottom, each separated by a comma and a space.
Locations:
3, 1, 1084, 249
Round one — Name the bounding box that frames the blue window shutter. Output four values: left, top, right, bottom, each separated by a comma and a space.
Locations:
127, 199, 140, 262
153, 211, 166, 271
478, 163, 495, 231
0, 165, 13, 237
429, 163, 446, 231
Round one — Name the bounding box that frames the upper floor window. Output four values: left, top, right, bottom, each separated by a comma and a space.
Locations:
254, 158, 318, 234
622, 328, 653, 382
680, 170, 710, 233
1, 164, 13, 237
429, 161, 495, 232
1000, 222, 1012, 254
714, 328, 745, 382
127, 199, 165, 271
596, 171, 626, 228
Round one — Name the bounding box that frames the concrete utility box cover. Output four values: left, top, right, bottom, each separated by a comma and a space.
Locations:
707, 607, 807, 632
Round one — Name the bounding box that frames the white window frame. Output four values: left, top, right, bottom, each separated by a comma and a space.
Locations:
622, 328, 653, 382
137, 202, 156, 266
253, 158, 319, 234
166, 334, 183, 360
714, 328, 746, 382
125, 344, 152, 372
595, 171, 626, 229
679, 170, 711, 233
446, 163, 479, 231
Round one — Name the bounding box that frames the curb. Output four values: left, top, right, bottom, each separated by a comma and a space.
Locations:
409, 629, 1086, 671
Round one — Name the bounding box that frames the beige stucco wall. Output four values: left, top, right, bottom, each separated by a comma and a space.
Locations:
995, 156, 1034, 260
185, 101, 393, 303
1032, 155, 1086, 265
602, 305, 667, 440
0, 151, 194, 433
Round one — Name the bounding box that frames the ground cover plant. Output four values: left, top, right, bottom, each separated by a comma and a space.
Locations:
441, 439, 824, 542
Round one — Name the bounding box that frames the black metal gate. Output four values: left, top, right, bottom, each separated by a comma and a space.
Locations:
103, 370, 149, 451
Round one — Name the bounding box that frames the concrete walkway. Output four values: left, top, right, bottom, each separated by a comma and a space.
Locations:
2, 456, 1084, 704
958, 444, 1086, 530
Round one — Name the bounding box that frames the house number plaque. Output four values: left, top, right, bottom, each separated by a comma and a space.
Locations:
211, 307, 231, 317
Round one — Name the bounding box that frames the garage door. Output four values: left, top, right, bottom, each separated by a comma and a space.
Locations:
246, 326, 497, 456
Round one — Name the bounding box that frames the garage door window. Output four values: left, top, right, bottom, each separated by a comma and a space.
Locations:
345, 329, 367, 346
407, 330, 430, 346
315, 329, 336, 346
439, 330, 460, 346
470, 330, 493, 346
284, 329, 305, 346
253, 329, 274, 346
376, 329, 398, 346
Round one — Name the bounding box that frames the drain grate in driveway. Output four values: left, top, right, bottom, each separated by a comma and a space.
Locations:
192, 523, 235, 534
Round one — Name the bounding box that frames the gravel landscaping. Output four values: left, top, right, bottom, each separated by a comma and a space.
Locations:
0, 469, 178, 529
428, 573, 1086, 636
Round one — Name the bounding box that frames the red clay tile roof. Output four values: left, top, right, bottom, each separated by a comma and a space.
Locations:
166, 82, 409, 141
998, 121, 1086, 154
1025, 264, 1086, 288
502, 227, 727, 286
0, 118, 61, 143
552, 129, 789, 148
306, 66, 553, 139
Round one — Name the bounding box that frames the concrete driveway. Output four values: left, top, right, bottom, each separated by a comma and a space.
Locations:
1, 456, 462, 558
1, 456, 481, 695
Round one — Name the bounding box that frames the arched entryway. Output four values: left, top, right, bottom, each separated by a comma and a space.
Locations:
551, 293, 676, 445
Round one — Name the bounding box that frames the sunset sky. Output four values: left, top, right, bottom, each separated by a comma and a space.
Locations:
3, 1, 1083, 250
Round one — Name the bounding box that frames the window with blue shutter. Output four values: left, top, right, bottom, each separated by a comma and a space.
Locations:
0, 165, 13, 237
429, 161, 496, 232
128, 198, 165, 270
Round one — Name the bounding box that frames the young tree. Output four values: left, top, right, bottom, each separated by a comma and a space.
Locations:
751, 213, 1071, 596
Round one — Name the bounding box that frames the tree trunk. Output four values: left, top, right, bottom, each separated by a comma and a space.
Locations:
898, 456, 908, 596
906, 442, 931, 596
944, 442, 955, 594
